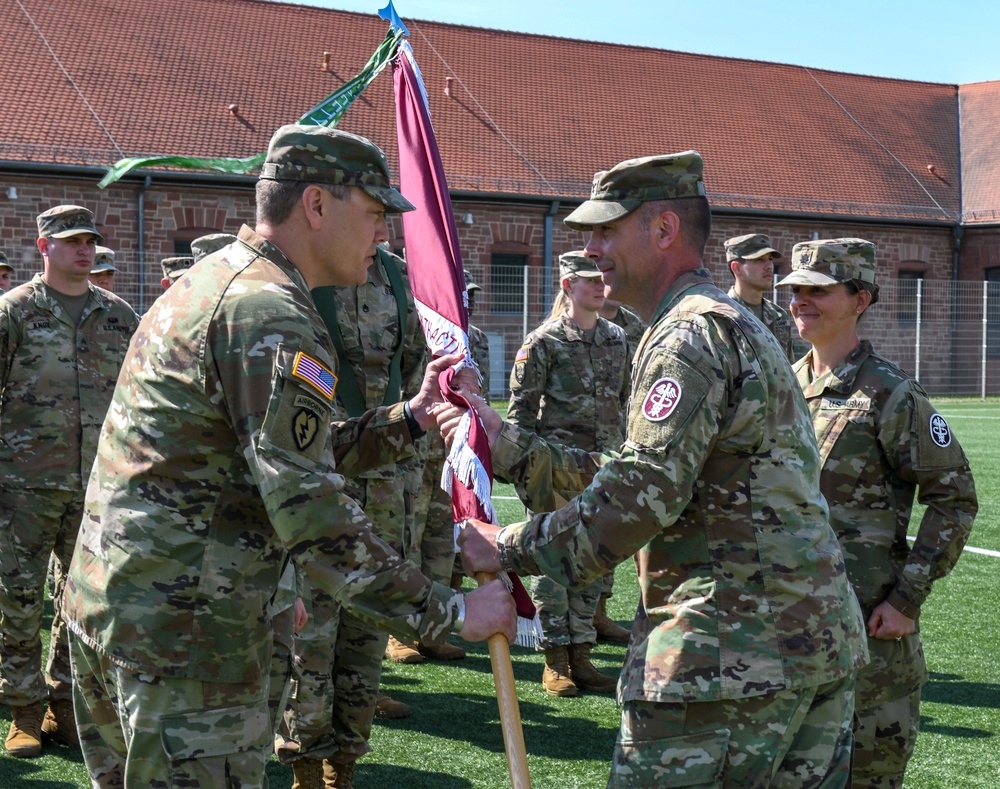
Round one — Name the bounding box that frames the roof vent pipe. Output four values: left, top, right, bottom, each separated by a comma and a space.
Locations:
323, 51, 330, 71
228, 103, 239, 116
445, 77, 453, 98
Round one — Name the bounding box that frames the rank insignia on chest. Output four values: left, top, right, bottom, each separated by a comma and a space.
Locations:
292, 351, 337, 401
929, 413, 952, 447
642, 377, 682, 422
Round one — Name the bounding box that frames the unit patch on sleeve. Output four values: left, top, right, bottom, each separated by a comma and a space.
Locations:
642, 377, 682, 422
291, 351, 337, 401
929, 413, 952, 448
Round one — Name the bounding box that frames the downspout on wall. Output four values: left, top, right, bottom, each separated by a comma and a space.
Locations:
137, 175, 152, 314
543, 200, 560, 310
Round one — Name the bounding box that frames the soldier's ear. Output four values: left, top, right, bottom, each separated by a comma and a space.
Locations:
36, 236, 50, 256
300, 185, 327, 231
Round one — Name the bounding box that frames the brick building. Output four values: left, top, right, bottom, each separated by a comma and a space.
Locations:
3, 0, 1000, 393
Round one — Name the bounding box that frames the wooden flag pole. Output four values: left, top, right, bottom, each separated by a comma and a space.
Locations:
477, 572, 531, 789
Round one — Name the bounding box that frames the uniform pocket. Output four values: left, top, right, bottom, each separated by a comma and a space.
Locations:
611, 728, 730, 788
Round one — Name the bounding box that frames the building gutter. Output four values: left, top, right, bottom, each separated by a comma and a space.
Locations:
136, 176, 152, 314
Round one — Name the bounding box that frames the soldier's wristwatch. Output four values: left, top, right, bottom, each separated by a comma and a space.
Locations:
450, 594, 466, 635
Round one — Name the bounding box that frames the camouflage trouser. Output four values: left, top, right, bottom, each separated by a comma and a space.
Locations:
851, 690, 920, 789
0, 487, 82, 706
609, 673, 856, 788
70, 633, 272, 789
405, 443, 457, 585
601, 570, 615, 599
269, 604, 296, 735
529, 574, 602, 648
849, 633, 925, 789
276, 475, 403, 764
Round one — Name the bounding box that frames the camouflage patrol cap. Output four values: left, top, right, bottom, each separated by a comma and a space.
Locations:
260, 125, 415, 214
776, 238, 877, 288
161, 256, 193, 280
0, 251, 10, 271
725, 233, 781, 262
463, 271, 482, 292
91, 247, 118, 273
37, 205, 103, 242
558, 251, 602, 279
564, 151, 706, 230
191, 233, 237, 264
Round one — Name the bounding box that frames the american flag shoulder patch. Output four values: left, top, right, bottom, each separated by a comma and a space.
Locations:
515, 346, 529, 362
291, 351, 337, 401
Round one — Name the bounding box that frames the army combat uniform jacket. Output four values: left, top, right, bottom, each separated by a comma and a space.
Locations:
727, 287, 794, 363
795, 340, 976, 707
608, 304, 646, 364
64, 226, 462, 685
0, 274, 138, 490
508, 314, 629, 453
493, 268, 868, 704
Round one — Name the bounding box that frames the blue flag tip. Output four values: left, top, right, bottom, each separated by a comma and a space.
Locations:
378, 2, 410, 37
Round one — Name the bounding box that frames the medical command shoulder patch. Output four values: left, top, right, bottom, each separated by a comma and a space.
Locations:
929, 413, 952, 448
642, 377, 682, 422
292, 351, 337, 401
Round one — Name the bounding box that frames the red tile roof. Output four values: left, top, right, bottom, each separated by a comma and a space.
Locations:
959, 81, 1000, 224
0, 0, 972, 222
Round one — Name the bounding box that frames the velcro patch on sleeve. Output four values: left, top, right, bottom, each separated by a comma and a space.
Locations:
258, 346, 335, 470
627, 347, 711, 452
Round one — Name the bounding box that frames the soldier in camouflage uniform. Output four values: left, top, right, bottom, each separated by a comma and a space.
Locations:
276, 245, 438, 786
595, 296, 645, 643
724, 233, 795, 362
778, 238, 977, 789
0, 205, 139, 758
88, 246, 118, 292
397, 269, 491, 648
507, 251, 629, 696
160, 255, 193, 289
451, 152, 870, 788
61, 125, 515, 789
0, 252, 11, 293
191, 232, 237, 264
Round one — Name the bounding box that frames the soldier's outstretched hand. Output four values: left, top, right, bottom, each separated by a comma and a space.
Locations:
407, 353, 464, 431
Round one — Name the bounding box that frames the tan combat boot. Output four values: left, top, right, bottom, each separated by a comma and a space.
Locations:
322, 759, 356, 789
416, 639, 466, 660
541, 646, 577, 697
384, 635, 425, 664
594, 596, 632, 644
374, 691, 410, 719
5, 701, 45, 757
568, 643, 619, 693
41, 698, 80, 748
291, 757, 325, 789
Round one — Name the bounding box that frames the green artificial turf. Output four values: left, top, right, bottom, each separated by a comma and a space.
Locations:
2, 400, 997, 787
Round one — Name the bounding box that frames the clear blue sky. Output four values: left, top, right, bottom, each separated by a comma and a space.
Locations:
293, 0, 1000, 84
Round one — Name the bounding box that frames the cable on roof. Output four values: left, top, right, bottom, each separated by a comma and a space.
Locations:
803, 68, 951, 220
15, 0, 124, 159
410, 21, 555, 192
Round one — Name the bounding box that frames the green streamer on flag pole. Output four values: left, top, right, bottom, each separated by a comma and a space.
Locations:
98, 28, 405, 189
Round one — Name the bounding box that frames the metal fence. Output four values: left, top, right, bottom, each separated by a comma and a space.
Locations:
473, 265, 1000, 400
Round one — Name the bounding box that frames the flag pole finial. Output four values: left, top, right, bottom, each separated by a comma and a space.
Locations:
378, 1, 410, 36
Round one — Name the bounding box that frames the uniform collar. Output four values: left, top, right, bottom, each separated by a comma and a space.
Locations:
236, 225, 310, 294
798, 339, 874, 397
650, 267, 715, 325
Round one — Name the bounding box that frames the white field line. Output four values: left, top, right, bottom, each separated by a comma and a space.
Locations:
494, 497, 1000, 558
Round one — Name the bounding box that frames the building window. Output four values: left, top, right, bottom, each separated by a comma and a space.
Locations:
897, 271, 924, 323
490, 253, 527, 314
987, 267, 1000, 357
174, 239, 193, 255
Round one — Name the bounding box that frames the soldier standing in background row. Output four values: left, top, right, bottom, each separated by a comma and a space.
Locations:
88, 246, 118, 292
191, 232, 237, 264
778, 238, 977, 789
595, 294, 644, 644
506, 251, 630, 697
450, 151, 869, 788
725, 233, 795, 361
0, 252, 13, 293
61, 125, 514, 788
389, 269, 490, 663
276, 244, 435, 788
160, 255, 193, 289
0, 205, 139, 758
